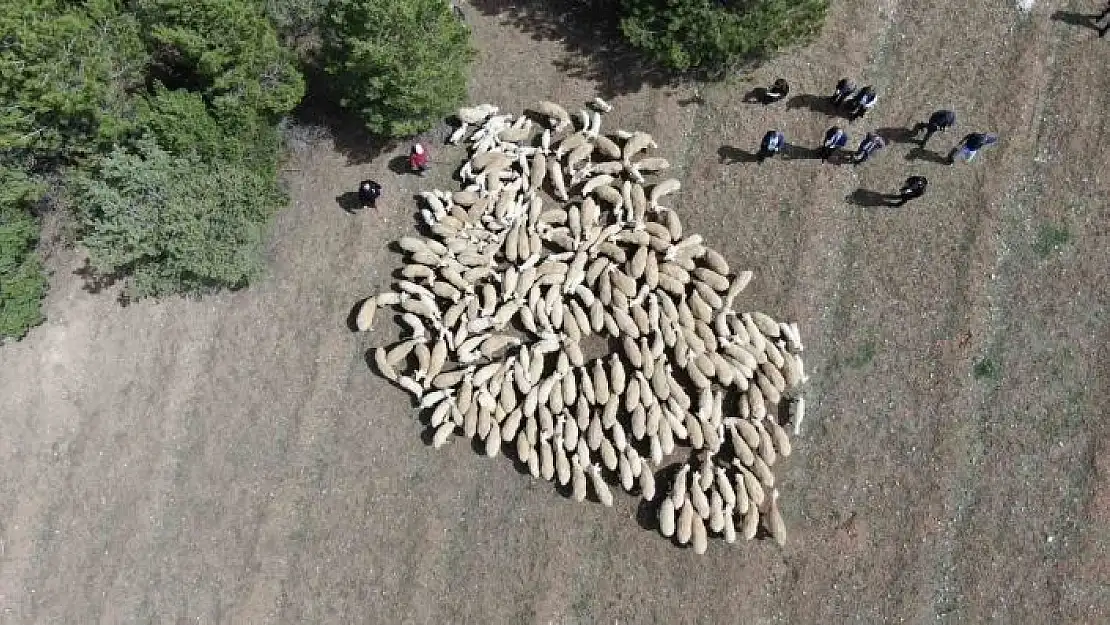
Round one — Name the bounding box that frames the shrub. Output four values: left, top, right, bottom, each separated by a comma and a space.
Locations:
321, 0, 474, 137
68, 138, 285, 298
0, 167, 48, 338
618, 0, 828, 73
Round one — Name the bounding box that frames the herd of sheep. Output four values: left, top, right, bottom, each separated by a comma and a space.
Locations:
354, 98, 809, 553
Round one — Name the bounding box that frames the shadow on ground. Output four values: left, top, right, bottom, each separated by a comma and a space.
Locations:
289, 65, 398, 166
1050, 11, 1101, 32
846, 188, 895, 207
467, 0, 679, 98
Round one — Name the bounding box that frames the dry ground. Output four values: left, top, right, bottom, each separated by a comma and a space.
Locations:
2, 0, 1109, 622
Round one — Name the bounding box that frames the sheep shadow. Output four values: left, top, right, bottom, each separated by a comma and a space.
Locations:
336, 191, 364, 214
718, 145, 761, 164
846, 188, 896, 208
905, 147, 950, 164
785, 94, 840, 117
1051, 10, 1102, 31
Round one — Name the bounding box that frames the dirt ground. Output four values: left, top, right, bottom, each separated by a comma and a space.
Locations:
2, 0, 1109, 622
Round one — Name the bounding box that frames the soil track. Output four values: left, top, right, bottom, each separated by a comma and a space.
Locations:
2, 1, 1108, 622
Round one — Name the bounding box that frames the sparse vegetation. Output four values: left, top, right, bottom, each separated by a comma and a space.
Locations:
973, 357, 1001, 381
1032, 223, 1071, 258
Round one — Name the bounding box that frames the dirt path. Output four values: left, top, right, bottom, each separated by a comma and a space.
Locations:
1, 1, 1108, 623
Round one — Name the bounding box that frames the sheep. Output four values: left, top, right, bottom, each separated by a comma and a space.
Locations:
364, 99, 810, 553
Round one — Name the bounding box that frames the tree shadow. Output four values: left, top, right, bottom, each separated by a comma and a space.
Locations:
289, 63, 398, 166
785, 94, 840, 117
468, 0, 683, 98
875, 126, 917, 145
905, 147, 951, 164
1051, 10, 1101, 31
846, 188, 897, 208
73, 257, 122, 296
718, 145, 761, 164
335, 191, 365, 214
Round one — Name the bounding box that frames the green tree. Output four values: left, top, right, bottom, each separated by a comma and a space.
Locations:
619, 0, 828, 73
131, 0, 305, 120
0, 0, 146, 163
0, 166, 48, 338
321, 0, 474, 137
68, 137, 285, 298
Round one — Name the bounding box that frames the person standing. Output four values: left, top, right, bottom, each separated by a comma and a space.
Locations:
891, 176, 928, 206
850, 132, 886, 165
759, 130, 786, 162
410, 143, 429, 176
847, 85, 877, 122
1098, 1, 1110, 36
763, 78, 790, 104
948, 132, 998, 163
358, 179, 382, 210
831, 78, 855, 107
820, 126, 849, 162
912, 110, 956, 147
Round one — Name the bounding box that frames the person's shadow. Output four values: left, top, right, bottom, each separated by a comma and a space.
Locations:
742, 87, 769, 104
718, 145, 761, 164
785, 94, 840, 117
782, 144, 822, 160
847, 188, 897, 207
875, 126, 918, 145
1051, 10, 1103, 31
336, 191, 363, 214
905, 147, 950, 164
388, 155, 413, 175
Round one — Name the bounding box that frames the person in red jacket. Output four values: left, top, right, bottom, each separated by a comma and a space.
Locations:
409, 143, 429, 176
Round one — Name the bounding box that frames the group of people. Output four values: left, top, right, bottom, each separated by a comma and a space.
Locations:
753, 77, 998, 207
356, 143, 429, 211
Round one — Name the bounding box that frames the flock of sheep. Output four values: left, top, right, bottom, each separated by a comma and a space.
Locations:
354, 98, 809, 553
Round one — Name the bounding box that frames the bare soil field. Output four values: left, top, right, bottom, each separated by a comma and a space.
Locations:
2, 0, 1109, 623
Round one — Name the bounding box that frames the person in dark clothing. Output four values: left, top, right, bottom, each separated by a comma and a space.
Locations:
850, 132, 885, 165
759, 130, 786, 162
831, 78, 856, 107
820, 126, 849, 162
847, 85, 877, 121
1098, 1, 1110, 37
358, 180, 382, 210
763, 78, 790, 104
912, 110, 956, 147
948, 132, 998, 164
891, 175, 928, 206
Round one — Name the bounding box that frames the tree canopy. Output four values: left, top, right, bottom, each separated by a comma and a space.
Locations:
321, 0, 475, 137
619, 0, 829, 73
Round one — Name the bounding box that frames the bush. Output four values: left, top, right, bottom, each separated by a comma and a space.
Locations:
0, 167, 48, 338
68, 138, 285, 298
618, 0, 828, 73
321, 0, 474, 137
